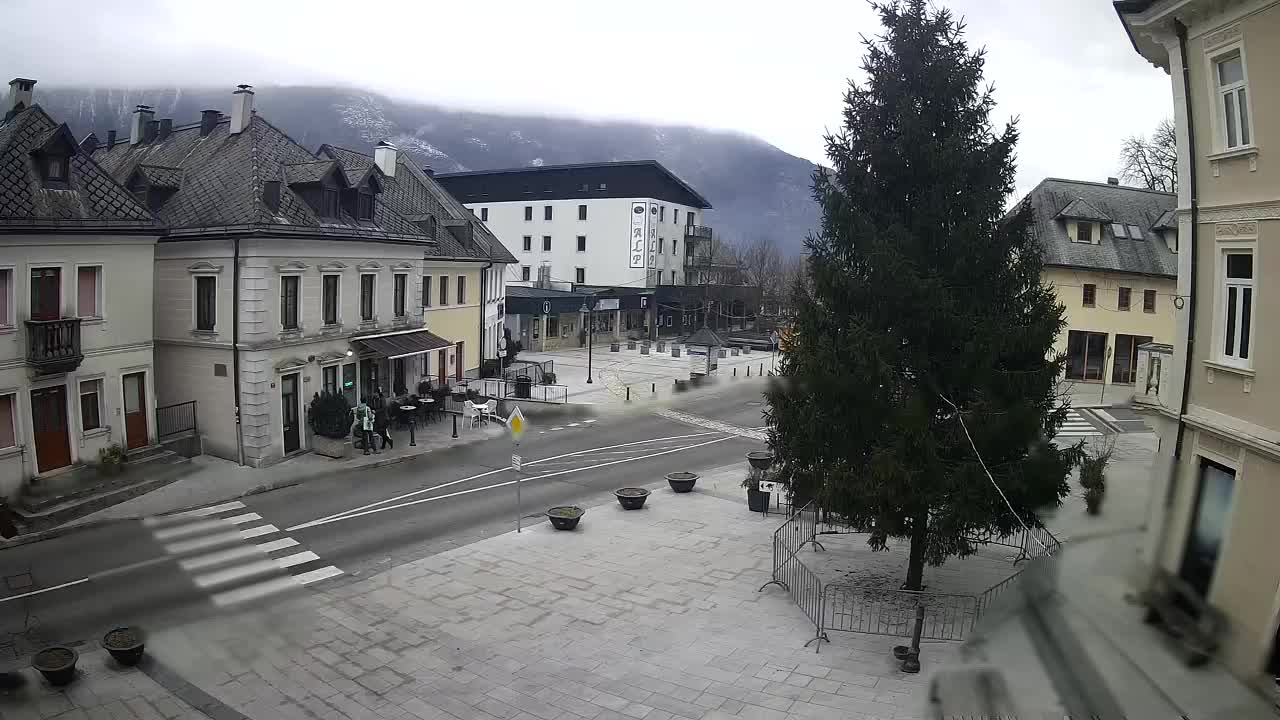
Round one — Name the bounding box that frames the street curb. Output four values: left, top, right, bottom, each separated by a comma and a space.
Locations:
0, 517, 126, 549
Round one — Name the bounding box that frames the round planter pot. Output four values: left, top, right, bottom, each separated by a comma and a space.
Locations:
610, 343, 620, 352
666, 472, 698, 493
614, 488, 650, 510
746, 488, 771, 513
746, 451, 775, 471
547, 506, 584, 530
32, 646, 78, 686
102, 627, 145, 667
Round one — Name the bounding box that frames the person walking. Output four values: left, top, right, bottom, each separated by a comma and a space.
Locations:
372, 390, 394, 450
352, 400, 376, 455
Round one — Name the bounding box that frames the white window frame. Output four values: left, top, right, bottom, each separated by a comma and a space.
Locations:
78, 376, 106, 435
575, 267, 585, 284
74, 263, 104, 321
1217, 246, 1255, 368
321, 272, 342, 327
0, 265, 14, 331
278, 271, 303, 332
191, 273, 218, 334
359, 272, 378, 323
0, 390, 19, 451
1206, 42, 1254, 153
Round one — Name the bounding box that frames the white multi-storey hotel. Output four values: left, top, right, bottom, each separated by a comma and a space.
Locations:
435, 161, 714, 290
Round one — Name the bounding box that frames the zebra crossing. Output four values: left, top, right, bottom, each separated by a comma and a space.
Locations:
143, 500, 341, 607
1053, 408, 1105, 440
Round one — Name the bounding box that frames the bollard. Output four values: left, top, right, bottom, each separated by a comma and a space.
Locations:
626, 386, 631, 402
747, 366, 751, 377
409, 417, 417, 446
733, 368, 736, 377
651, 383, 655, 393
452, 413, 458, 439
759, 363, 763, 376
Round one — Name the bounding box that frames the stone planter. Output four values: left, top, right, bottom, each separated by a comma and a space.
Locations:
718, 349, 727, 358
746, 488, 771, 513
672, 347, 681, 358
746, 451, 775, 470
731, 348, 740, 356
32, 647, 78, 686
666, 471, 698, 493
743, 346, 752, 354
640, 346, 650, 355
610, 343, 620, 352
627, 341, 636, 350
614, 488, 650, 510
547, 506, 584, 530
674, 379, 688, 392
97, 462, 124, 478
657, 341, 666, 352
102, 627, 145, 667
313, 434, 353, 459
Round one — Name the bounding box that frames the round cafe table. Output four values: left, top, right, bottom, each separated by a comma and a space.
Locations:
400, 405, 419, 446
417, 397, 436, 424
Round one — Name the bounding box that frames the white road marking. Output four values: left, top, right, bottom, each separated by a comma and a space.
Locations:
152, 519, 227, 541
144, 501, 246, 526
239, 524, 279, 540
568, 423, 580, 427
288, 435, 738, 531
193, 559, 280, 589
180, 545, 264, 571
287, 431, 719, 531
294, 565, 343, 585
0, 578, 90, 604
210, 575, 301, 607
163, 530, 243, 555
273, 551, 319, 569
256, 537, 300, 553
1095, 409, 1119, 423
551, 427, 564, 431
223, 513, 263, 525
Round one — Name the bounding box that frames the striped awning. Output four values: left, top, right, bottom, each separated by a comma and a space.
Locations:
352, 329, 453, 359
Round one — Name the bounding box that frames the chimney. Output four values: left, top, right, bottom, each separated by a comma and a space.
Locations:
144, 119, 159, 143
158, 118, 173, 141
106, 130, 117, 147
422, 165, 434, 177
130, 105, 154, 145
1107, 177, 1119, 185
374, 141, 397, 177
199, 109, 220, 137
79, 132, 99, 154
6, 78, 35, 116
230, 84, 254, 135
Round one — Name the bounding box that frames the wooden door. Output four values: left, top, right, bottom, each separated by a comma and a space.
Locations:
438, 349, 447, 386
31, 385, 72, 472
455, 341, 464, 381
281, 373, 300, 454
122, 372, 148, 450
29, 268, 61, 320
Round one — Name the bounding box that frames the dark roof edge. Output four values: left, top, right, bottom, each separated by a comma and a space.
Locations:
1043, 176, 1175, 197
437, 160, 713, 209
1044, 261, 1175, 280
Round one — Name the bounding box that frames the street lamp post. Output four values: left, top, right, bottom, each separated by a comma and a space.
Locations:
579, 298, 594, 384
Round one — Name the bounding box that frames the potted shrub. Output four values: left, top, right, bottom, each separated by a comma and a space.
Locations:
97, 444, 126, 476
745, 451, 775, 512
1080, 442, 1113, 516
308, 392, 353, 459
32, 646, 78, 686
746, 451, 775, 471
543, 372, 557, 385
614, 488, 650, 510
102, 626, 145, 666
610, 342, 620, 352
547, 506, 584, 530
666, 471, 698, 493
627, 340, 636, 350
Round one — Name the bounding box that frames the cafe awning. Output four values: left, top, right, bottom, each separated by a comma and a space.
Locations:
351, 329, 453, 359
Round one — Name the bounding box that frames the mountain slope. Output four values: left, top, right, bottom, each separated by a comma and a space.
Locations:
34, 85, 820, 255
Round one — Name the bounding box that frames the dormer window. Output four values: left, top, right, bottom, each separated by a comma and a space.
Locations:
357, 192, 374, 220
45, 154, 69, 183
321, 188, 339, 218
1076, 221, 1093, 244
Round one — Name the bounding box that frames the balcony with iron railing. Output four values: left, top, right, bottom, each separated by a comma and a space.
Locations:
25, 317, 83, 374
683, 224, 713, 240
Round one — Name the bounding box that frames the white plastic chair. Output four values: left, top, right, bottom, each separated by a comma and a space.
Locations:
483, 399, 497, 426
462, 401, 478, 429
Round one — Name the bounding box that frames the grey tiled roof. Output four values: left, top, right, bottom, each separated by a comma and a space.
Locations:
1054, 197, 1111, 221
319, 144, 516, 264
1024, 178, 1177, 278
283, 160, 337, 185
0, 105, 155, 230
134, 164, 182, 189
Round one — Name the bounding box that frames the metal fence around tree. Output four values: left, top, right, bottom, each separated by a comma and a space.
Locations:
156, 401, 197, 439
761, 501, 1063, 651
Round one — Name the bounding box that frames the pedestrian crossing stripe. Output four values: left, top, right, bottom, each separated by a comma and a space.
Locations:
146, 501, 342, 607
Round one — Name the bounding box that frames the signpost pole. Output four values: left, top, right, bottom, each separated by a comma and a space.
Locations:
508, 405, 527, 534
514, 444, 522, 533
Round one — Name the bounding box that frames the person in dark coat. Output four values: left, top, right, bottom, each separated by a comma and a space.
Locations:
371, 390, 394, 450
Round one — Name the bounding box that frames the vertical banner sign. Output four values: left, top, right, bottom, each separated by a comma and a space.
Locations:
648, 203, 659, 269
630, 202, 647, 269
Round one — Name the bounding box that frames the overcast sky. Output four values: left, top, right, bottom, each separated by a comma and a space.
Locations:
1, 0, 1170, 197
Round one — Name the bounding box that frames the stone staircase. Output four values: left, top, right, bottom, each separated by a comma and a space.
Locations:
13, 446, 195, 533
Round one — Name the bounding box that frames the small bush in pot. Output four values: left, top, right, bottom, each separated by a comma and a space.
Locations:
547, 506, 584, 530
666, 471, 698, 493
98, 444, 126, 476
1079, 440, 1113, 516
32, 646, 78, 686
102, 626, 145, 666
308, 392, 351, 439
543, 372, 557, 385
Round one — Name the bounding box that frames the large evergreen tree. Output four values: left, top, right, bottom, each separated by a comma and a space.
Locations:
766, 0, 1078, 590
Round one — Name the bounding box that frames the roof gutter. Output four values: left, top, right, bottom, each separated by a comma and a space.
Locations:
233, 236, 246, 467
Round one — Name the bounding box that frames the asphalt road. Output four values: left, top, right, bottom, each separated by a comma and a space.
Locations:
0, 380, 770, 656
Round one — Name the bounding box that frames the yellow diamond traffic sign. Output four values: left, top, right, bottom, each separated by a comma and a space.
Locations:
508, 405, 527, 439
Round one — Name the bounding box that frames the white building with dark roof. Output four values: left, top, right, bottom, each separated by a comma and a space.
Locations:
1023, 176, 1178, 388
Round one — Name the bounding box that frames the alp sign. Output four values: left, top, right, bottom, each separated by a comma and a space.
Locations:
629, 202, 647, 269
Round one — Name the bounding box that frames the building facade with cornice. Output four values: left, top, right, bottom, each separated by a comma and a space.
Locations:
1118, 0, 1280, 687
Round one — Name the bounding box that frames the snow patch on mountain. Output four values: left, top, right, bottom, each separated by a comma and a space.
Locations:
336, 94, 395, 143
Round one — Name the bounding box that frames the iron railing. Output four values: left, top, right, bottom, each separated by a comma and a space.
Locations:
683, 224, 714, 240
472, 378, 568, 404
156, 400, 197, 438
25, 317, 83, 373
759, 501, 828, 648
824, 585, 980, 641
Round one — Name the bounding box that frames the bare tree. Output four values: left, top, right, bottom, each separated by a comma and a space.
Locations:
736, 236, 784, 309
1119, 118, 1177, 193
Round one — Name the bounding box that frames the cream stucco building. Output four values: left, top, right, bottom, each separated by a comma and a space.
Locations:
0, 81, 161, 499
91, 87, 513, 468
1119, 0, 1280, 688
1024, 177, 1178, 388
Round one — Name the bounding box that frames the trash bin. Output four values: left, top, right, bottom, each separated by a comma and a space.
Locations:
514, 375, 533, 399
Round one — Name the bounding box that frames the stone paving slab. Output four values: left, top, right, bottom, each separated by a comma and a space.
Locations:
133, 484, 945, 720
0, 649, 205, 720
